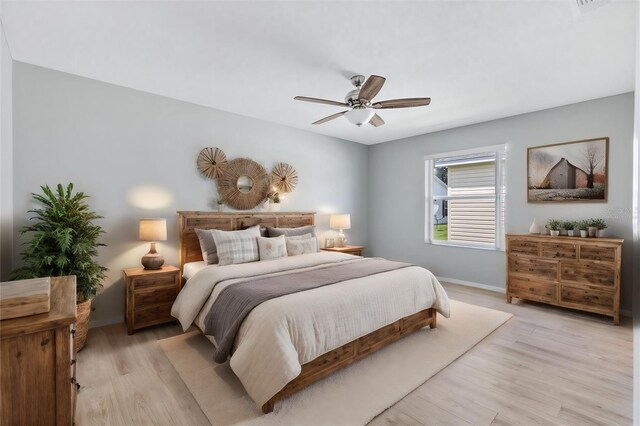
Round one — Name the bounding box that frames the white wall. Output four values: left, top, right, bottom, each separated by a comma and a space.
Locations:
0, 13, 13, 281
368, 93, 636, 312
11, 62, 369, 326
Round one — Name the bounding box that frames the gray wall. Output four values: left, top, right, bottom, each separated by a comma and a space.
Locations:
11, 62, 369, 326
368, 93, 635, 312
0, 18, 13, 281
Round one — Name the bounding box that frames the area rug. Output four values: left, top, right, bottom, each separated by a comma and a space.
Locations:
158, 300, 512, 425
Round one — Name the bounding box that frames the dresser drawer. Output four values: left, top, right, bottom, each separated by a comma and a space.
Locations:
508, 256, 557, 281
560, 262, 616, 288
132, 273, 177, 291
134, 286, 178, 306
134, 302, 174, 327
507, 239, 539, 256
540, 242, 576, 260
580, 245, 616, 263
509, 277, 558, 304
560, 285, 614, 314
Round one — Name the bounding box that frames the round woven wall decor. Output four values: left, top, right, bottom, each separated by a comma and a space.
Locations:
197, 147, 228, 179
218, 158, 271, 210
271, 162, 298, 193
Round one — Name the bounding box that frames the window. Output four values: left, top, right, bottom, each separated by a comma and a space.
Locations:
425, 145, 506, 250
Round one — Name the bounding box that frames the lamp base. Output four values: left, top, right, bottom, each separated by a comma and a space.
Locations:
141, 242, 164, 270
336, 230, 347, 247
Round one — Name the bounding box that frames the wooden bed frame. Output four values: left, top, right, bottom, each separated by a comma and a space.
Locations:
177, 211, 438, 414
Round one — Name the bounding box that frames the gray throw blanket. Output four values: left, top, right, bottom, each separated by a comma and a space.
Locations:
204, 258, 412, 363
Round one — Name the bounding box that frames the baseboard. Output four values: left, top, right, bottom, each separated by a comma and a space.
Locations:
89, 315, 124, 329
436, 276, 506, 294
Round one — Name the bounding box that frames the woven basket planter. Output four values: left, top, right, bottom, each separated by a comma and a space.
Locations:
75, 299, 92, 353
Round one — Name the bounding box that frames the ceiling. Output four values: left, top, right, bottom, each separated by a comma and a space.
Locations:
1, 1, 636, 145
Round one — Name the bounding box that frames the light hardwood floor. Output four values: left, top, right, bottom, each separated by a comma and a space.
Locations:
76, 283, 633, 425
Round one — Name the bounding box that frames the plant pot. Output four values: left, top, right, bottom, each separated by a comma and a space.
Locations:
597, 229, 607, 238
559, 229, 568, 236
580, 230, 588, 238
566, 230, 576, 237
217, 204, 223, 212
270, 202, 281, 212
588, 226, 597, 237
75, 298, 91, 353
550, 230, 560, 236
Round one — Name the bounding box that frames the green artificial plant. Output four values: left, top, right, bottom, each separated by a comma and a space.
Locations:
10, 183, 107, 302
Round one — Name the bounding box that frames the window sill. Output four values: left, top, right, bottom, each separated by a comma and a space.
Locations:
425, 240, 505, 252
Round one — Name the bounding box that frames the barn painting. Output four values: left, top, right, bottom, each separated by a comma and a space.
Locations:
528, 137, 608, 202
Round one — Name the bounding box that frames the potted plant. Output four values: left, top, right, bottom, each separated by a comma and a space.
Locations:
586, 218, 598, 237
10, 183, 107, 352
269, 191, 281, 212
562, 221, 575, 237
547, 219, 562, 236
576, 220, 589, 238
216, 198, 224, 212
591, 218, 607, 237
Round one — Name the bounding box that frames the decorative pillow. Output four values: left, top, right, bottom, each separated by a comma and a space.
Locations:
257, 235, 287, 261
195, 228, 219, 264
266, 225, 316, 238
211, 225, 261, 266
285, 236, 318, 256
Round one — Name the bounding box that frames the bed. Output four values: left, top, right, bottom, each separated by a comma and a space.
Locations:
171, 211, 450, 413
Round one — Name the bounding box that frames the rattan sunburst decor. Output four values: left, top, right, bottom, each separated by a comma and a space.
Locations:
197, 147, 228, 179
271, 162, 298, 193
218, 158, 271, 210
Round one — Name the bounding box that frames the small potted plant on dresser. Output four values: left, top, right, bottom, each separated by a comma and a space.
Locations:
576, 220, 589, 237
587, 218, 599, 237
591, 218, 607, 237
562, 221, 576, 236
10, 183, 107, 352
547, 219, 561, 236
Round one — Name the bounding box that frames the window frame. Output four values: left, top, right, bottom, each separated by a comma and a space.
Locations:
424, 144, 507, 251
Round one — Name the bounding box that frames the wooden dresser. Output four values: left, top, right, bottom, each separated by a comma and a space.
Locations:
1, 276, 78, 425
506, 234, 622, 324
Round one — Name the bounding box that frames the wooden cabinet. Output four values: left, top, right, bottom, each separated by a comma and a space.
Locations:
321, 245, 365, 256
506, 234, 622, 324
1, 276, 77, 425
124, 266, 180, 334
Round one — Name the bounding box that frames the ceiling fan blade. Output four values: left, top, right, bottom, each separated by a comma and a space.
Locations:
372, 97, 431, 109
358, 75, 386, 102
312, 110, 348, 125
369, 114, 385, 127
294, 96, 348, 107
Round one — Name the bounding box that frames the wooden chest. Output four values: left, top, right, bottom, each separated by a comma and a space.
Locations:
506, 234, 622, 324
1, 276, 77, 425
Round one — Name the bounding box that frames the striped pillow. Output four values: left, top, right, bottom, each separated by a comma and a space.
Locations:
211, 225, 261, 266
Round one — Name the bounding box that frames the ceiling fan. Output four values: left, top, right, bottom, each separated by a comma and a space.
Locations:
294, 74, 431, 127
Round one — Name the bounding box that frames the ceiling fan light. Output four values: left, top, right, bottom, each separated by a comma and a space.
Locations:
345, 108, 375, 127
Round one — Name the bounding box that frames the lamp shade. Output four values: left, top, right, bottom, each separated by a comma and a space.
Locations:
330, 214, 351, 230
139, 218, 167, 241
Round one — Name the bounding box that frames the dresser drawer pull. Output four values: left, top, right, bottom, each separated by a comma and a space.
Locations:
70, 359, 76, 365
71, 329, 76, 336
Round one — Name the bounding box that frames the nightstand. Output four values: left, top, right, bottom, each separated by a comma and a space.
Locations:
123, 266, 180, 334
321, 245, 365, 256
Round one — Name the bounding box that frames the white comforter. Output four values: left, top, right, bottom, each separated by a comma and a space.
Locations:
171, 252, 450, 406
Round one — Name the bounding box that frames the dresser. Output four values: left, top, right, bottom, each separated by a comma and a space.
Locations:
124, 266, 181, 334
506, 234, 622, 324
1, 276, 78, 425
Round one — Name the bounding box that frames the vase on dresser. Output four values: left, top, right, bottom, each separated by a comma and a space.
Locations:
529, 218, 540, 234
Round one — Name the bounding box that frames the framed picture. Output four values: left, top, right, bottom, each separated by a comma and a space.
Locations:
527, 137, 608, 202
325, 238, 334, 248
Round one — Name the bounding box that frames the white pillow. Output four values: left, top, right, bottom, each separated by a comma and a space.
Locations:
257, 235, 288, 261
211, 225, 261, 266
285, 236, 318, 256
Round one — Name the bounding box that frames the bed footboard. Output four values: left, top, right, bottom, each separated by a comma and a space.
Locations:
261, 307, 437, 414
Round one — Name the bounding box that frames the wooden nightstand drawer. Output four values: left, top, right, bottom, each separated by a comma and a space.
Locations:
132, 273, 177, 291
134, 302, 174, 328
135, 286, 178, 306
321, 245, 364, 256
124, 266, 180, 334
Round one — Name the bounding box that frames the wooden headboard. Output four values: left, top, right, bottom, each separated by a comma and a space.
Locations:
177, 211, 315, 278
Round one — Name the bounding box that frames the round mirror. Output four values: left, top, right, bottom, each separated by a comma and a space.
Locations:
237, 175, 254, 193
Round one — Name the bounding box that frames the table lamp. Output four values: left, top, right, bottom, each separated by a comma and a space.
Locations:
330, 214, 351, 247
139, 218, 167, 270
